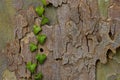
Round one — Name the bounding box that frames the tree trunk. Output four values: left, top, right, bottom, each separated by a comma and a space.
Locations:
2, 0, 120, 80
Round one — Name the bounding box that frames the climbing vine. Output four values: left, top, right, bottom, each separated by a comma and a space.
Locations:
26, 0, 49, 80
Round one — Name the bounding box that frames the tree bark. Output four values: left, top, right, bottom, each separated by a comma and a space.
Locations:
4, 0, 120, 80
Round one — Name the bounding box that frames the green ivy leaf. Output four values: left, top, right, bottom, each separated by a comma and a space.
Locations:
35, 72, 43, 80
35, 6, 45, 17
41, 0, 47, 6
37, 34, 47, 45
33, 25, 42, 35
26, 62, 37, 73
41, 16, 49, 26
36, 53, 47, 64
29, 43, 37, 52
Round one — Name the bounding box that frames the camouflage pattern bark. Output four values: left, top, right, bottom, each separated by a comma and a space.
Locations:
5, 0, 120, 80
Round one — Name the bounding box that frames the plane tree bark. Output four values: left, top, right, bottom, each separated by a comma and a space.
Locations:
5, 0, 120, 80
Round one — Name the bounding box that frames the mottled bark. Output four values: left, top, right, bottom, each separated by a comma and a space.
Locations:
4, 0, 120, 80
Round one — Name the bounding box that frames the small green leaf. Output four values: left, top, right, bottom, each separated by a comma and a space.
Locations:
37, 34, 47, 45
29, 43, 37, 52
41, 0, 47, 6
36, 53, 47, 64
35, 72, 43, 80
26, 62, 37, 73
35, 6, 45, 17
41, 16, 49, 26
33, 25, 42, 35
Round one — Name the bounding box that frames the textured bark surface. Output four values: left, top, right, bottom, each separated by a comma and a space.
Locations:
3, 0, 120, 80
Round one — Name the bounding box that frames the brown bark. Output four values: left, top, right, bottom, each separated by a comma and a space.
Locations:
5, 0, 120, 80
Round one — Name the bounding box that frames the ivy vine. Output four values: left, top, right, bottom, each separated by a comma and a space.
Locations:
26, 0, 49, 80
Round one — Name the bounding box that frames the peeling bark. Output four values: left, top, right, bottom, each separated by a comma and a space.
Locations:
4, 0, 120, 80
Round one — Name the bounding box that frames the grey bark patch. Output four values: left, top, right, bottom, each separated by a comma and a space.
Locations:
16, 63, 27, 78
44, 6, 58, 25
70, 7, 80, 24
47, 0, 63, 7
0, 51, 8, 80
13, 0, 23, 11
